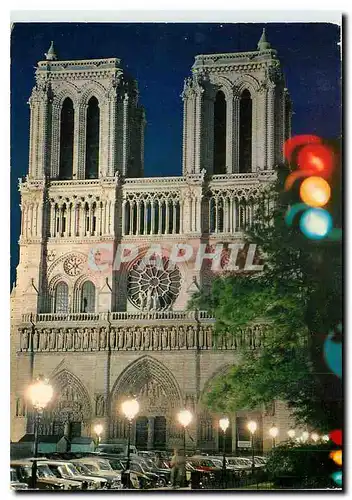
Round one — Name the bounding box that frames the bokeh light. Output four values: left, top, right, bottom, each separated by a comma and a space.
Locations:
330, 450, 342, 466
297, 143, 334, 177
299, 176, 331, 207
329, 429, 342, 446
331, 471, 342, 487
284, 135, 322, 163
299, 208, 332, 239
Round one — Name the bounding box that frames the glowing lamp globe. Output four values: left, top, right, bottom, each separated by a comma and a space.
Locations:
94, 424, 103, 436
300, 176, 331, 207
219, 418, 230, 433
178, 409, 192, 428
287, 429, 296, 439
322, 435, 330, 442
311, 432, 319, 443
27, 378, 53, 410
121, 398, 139, 421
269, 425, 279, 439
247, 420, 257, 435
301, 431, 309, 442
299, 208, 332, 240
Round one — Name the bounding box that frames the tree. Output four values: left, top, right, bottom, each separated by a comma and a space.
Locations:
190, 160, 342, 431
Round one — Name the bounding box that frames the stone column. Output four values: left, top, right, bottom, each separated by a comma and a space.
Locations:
226, 94, 233, 173
257, 88, 267, 170
122, 93, 129, 176
50, 103, 61, 178
194, 88, 203, 174
232, 96, 240, 173
147, 417, 155, 450
266, 84, 275, 170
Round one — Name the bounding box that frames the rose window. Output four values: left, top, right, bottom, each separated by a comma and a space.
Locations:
63, 254, 85, 276
128, 256, 181, 310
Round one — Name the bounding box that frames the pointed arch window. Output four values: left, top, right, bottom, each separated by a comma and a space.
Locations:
213, 91, 227, 174
59, 98, 74, 180
85, 96, 100, 179
239, 89, 252, 173
81, 281, 96, 313
54, 281, 69, 313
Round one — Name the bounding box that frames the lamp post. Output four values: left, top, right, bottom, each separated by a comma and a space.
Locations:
287, 429, 296, 441
121, 398, 139, 489
177, 409, 192, 486
219, 418, 229, 489
247, 420, 257, 475
27, 377, 53, 490
94, 424, 103, 448
269, 424, 279, 449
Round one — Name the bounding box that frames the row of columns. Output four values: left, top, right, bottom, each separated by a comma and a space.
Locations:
122, 199, 182, 236
209, 198, 255, 233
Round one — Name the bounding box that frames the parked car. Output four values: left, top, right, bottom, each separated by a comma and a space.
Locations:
44, 460, 106, 489
72, 457, 121, 488
96, 443, 138, 456
10, 460, 81, 490
10, 467, 29, 490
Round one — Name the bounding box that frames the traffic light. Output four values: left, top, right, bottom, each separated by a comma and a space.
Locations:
283, 135, 341, 241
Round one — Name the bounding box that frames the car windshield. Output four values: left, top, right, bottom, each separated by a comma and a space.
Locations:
85, 464, 99, 472
131, 463, 142, 473
74, 463, 92, 475
67, 463, 80, 475
37, 465, 56, 478
109, 459, 124, 471
98, 460, 112, 471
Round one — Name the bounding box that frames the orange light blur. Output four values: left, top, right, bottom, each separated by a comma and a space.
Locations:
330, 450, 342, 466
297, 144, 334, 177
299, 176, 331, 207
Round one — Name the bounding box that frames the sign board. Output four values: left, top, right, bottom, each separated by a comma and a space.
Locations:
237, 440, 251, 448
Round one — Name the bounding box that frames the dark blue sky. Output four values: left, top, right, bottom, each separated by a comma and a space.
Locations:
10, 22, 341, 284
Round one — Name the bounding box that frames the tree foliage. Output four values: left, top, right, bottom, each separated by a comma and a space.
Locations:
190, 162, 342, 431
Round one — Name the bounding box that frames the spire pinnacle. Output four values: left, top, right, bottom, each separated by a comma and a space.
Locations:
45, 41, 57, 61
257, 28, 271, 51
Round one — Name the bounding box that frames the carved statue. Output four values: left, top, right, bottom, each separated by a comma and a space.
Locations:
138, 291, 145, 310
144, 328, 150, 349
91, 328, 99, 350
109, 328, 116, 350
57, 329, 64, 350
16, 397, 26, 417
161, 327, 168, 349
83, 328, 90, 350
100, 328, 107, 350
134, 328, 141, 349
126, 328, 133, 349
21, 328, 29, 351
171, 327, 177, 349
75, 328, 83, 350
152, 291, 160, 311
153, 328, 159, 349
187, 326, 195, 348
49, 329, 56, 350
145, 288, 152, 311
117, 329, 124, 349
40, 329, 48, 351
65, 329, 73, 350
95, 395, 105, 417
178, 327, 186, 348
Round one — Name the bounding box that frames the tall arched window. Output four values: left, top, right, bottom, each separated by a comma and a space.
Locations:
213, 91, 227, 174
59, 98, 74, 180
54, 282, 69, 313
239, 89, 252, 173
81, 281, 96, 313
85, 96, 100, 179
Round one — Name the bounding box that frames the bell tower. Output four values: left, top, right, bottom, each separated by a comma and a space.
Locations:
182, 29, 292, 175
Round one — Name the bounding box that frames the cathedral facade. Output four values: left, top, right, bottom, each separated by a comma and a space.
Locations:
11, 32, 296, 453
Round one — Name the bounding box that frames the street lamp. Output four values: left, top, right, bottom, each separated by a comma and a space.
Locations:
177, 409, 192, 486
269, 424, 279, 448
94, 424, 103, 447
26, 377, 53, 489
311, 432, 319, 443
219, 418, 229, 489
247, 420, 257, 475
121, 398, 139, 488
301, 431, 309, 443
287, 429, 296, 441
322, 434, 330, 443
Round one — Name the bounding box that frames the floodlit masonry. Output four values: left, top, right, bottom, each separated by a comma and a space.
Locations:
11, 30, 299, 453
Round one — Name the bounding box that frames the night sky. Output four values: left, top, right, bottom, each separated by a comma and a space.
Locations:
10, 22, 341, 285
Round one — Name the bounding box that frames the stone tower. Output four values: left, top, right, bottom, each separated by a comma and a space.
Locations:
182, 28, 291, 175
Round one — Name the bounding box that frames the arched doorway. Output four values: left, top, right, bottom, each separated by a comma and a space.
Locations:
110, 356, 182, 450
